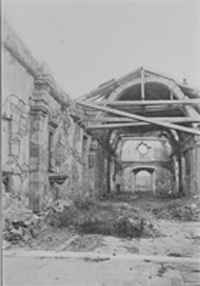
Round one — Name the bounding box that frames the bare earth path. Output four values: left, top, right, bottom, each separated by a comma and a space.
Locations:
3, 192, 200, 285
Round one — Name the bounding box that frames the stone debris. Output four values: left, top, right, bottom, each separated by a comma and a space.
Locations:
3, 209, 42, 244
152, 199, 200, 221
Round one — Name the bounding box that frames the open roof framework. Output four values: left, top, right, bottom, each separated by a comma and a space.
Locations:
76, 66, 200, 155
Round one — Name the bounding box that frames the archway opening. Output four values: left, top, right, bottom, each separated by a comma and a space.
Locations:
135, 170, 152, 192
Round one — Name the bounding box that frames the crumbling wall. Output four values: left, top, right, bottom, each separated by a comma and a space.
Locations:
121, 140, 171, 162
48, 112, 92, 200
180, 133, 200, 196
119, 139, 174, 194
95, 145, 107, 197
197, 143, 200, 194
119, 166, 173, 194
3, 18, 94, 214
2, 44, 35, 212
155, 168, 174, 195
121, 168, 135, 192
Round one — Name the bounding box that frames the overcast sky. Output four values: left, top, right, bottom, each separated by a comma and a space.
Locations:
4, 0, 200, 98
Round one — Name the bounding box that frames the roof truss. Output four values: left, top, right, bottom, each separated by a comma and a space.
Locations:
76, 100, 200, 136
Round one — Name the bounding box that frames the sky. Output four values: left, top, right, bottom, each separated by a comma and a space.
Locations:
3, 0, 200, 98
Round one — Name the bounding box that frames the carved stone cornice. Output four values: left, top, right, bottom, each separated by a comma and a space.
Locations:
35, 74, 71, 108
3, 41, 39, 78
4, 41, 72, 110
29, 104, 48, 115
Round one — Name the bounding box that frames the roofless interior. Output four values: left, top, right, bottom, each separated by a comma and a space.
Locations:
76, 66, 200, 196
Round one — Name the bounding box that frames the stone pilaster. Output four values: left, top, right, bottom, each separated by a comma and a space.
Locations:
88, 138, 98, 197
195, 129, 200, 196
29, 78, 49, 212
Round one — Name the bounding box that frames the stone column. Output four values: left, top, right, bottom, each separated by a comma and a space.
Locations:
195, 131, 200, 196
172, 155, 179, 194
109, 157, 115, 193
106, 156, 111, 194
181, 155, 186, 195
81, 134, 91, 196
133, 171, 136, 192
152, 171, 156, 194
88, 138, 98, 198
29, 78, 49, 213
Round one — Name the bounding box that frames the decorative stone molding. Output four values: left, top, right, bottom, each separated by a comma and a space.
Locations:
35, 74, 71, 108
3, 42, 39, 78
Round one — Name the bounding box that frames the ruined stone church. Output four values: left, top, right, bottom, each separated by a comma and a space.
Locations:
3, 18, 200, 214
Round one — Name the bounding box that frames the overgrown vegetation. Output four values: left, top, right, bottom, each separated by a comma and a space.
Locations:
152, 199, 200, 221
4, 192, 199, 246
45, 196, 160, 239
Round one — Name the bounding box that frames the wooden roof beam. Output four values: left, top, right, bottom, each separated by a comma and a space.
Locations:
76, 100, 200, 136
85, 117, 200, 123
87, 120, 200, 130
97, 99, 200, 106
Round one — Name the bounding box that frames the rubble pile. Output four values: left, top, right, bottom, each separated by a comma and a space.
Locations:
3, 210, 43, 244
152, 198, 200, 221
78, 214, 160, 238
44, 197, 161, 239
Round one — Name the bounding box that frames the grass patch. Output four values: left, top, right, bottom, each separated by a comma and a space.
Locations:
46, 197, 159, 239
152, 199, 200, 221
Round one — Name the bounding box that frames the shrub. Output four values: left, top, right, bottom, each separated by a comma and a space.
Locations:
44, 197, 159, 238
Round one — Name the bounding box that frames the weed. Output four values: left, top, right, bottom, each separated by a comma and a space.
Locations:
45, 197, 158, 239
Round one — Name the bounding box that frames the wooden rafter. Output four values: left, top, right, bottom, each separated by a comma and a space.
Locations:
76, 100, 200, 136
96, 99, 200, 106
87, 120, 199, 130
85, 117, 200, 123
141, 67, 145, 100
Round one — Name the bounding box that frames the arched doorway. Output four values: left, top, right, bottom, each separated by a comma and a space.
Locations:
135, 170, 152, 192
133, 167, 156, 193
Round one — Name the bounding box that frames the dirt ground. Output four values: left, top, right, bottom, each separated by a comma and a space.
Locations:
4, 191, 200, 259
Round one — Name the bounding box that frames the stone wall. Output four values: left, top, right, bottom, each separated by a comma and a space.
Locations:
180, 133, 200, 196
2, 18, 98, 213
118, 139, 174, 194
118, 166, 173, 194
3, 33, 36, 212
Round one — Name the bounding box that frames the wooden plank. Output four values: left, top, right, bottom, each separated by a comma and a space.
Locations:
87, 120, 199, 129
85, 117, 200, 123
87, 122, 149, 129
141, 67, 145, 100
111, 106, 182, 113
97, 99, 200, 106
76, 100, 200, 136
121, 136, 159, 140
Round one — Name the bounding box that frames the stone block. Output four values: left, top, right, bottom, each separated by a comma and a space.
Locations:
30, 130, 45, 146
12, 174, 22, 195
12, 121, 19, 133
3, 192, 14, 211
10, 141, 20, 157
29, 157, 38, 171
30, 145, 40, 157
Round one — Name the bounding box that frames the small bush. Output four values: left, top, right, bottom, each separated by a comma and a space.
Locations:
77, 215, 155, 238
44, 197, 159, 238
73, 197, 96, 211
152, 200, 200, 221
78, 216, 114, 236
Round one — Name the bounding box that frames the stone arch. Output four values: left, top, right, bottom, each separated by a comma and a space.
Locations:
108, 76, 199, 118
132, 166, 156, 193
